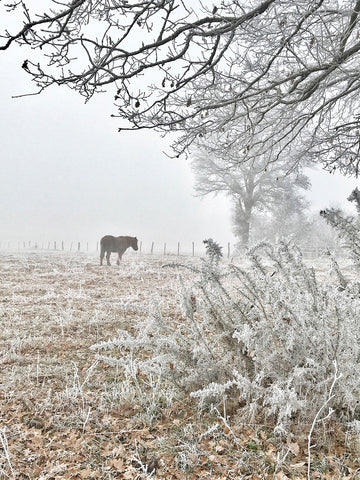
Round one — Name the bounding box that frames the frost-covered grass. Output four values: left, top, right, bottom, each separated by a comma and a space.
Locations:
0, 250, 186, 395
0, 249, 359, 479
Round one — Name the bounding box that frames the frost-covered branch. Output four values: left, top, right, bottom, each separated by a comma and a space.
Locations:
320, 207, 360, 266
307, 361, 342, 480
3, 2, 360, 172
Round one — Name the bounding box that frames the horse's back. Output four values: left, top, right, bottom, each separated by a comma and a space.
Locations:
100, 235, 128, 252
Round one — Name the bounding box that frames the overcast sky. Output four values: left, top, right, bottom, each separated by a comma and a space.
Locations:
1, 44, 359, 253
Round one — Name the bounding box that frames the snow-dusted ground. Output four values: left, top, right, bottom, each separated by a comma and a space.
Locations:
0, 249, 359, 478
0, 247, 355, 390
0, 250, 195, 385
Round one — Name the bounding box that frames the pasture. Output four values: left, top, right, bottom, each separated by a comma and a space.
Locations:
0, 250, 358, 479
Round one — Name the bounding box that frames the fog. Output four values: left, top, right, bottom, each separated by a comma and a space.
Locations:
1, 49, 236, 251
1, 47, 359, 252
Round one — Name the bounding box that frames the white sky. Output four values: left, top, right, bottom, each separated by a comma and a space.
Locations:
0, 47, 236, 252
1, 44, 359, 252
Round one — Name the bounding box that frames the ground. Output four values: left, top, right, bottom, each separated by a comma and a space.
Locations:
0, 250, 358, 479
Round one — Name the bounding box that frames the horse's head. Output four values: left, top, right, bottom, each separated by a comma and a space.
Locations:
131, 237, 139, 251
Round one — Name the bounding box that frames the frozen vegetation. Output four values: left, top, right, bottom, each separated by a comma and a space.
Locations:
0, 240, 359, 478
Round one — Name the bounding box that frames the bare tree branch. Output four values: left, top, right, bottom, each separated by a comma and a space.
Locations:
3, 1, 360, 173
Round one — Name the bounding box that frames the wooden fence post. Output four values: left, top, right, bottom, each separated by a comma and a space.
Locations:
192, 242, 195, 257
151, 242, 154, 254
62, 241, 64, 251
177, 242, 180, 256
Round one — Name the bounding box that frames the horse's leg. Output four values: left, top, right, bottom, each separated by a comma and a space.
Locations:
100, 246, 105, 266
106, 251, 111, 266
117, 252, 122, 265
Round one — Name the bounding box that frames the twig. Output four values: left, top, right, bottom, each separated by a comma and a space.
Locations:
82, 407, 92, 435
213, 406, 245, 449
0, 428, 15, 479
307, 361, 342, 480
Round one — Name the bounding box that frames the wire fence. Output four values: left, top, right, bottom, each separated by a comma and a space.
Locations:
0, 240, 346, 259
0, 240, 229, 257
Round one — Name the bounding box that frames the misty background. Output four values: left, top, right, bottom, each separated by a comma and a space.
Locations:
1, 47, 359, 252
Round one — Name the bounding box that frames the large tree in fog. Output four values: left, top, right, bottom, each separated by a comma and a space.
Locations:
249, 190, 310, 245
192, 151, 310, 245
3, 1, 360, 174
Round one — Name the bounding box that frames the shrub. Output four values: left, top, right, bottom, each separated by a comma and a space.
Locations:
92, 239, 360, 431
320, 208, 360, 267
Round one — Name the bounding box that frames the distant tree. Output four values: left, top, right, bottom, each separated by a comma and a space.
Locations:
249, 190, 310, 245
192, 150, 310, 245
3, 2, 360, 173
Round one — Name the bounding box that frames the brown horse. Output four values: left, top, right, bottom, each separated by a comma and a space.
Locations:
100, 235, 138, 266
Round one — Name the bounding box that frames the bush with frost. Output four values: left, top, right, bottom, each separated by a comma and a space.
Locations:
202, 238, 223, 266
320, 208, 360, 268
92, 238, 360, 430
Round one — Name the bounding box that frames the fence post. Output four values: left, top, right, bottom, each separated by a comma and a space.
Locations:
139, 241, 142, 255
62, 241, 64, 251
54, 241, 57, 250
177, 242, 180, 256
192, 242, 195, 257
228, 242, 231, 258
151, 242, 154, 254
78, 242, 81, 251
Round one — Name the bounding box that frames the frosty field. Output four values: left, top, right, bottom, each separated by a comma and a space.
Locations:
0, 249, 359, 479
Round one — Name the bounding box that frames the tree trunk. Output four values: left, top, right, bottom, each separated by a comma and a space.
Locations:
234, 201, 252, 246
238, 219, 250, 246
